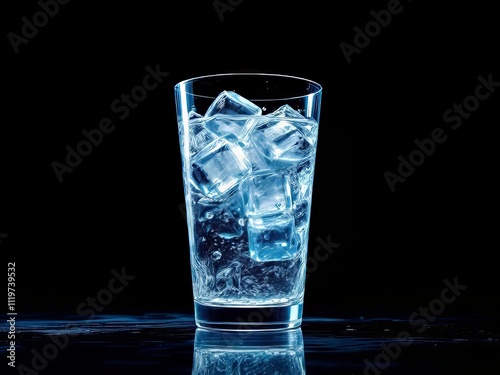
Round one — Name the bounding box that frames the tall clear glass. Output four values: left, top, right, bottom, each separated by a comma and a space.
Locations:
175, 73, 322, 330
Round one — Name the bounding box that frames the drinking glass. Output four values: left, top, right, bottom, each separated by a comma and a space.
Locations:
175, 73, 322, 330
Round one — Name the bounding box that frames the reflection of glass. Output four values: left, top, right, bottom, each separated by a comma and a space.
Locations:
192, 327, 306, 374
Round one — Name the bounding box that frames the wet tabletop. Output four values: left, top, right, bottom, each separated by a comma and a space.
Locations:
2, 313, 499, 374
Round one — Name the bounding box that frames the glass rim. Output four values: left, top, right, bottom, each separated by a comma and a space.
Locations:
174, 72, 322, 101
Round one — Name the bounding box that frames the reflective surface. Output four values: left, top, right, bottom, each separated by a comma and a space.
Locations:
2, 313, 499, 374
193, 328, 305, 374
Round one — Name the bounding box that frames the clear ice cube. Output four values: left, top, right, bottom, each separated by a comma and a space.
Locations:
205, 90, 262, 117
248, 213, 297, 262
289, 159, 315, 202
187, 117, 217, 156
292, 200, 310, 248
189, 110, 203, 119
270, 104, 305, 119
250, 119, 315, 164
204, 115, 250, 138
242, 144, 270, 173
191, 137, 252, 199
270, 105, 317, 134
242, 173, 292, 216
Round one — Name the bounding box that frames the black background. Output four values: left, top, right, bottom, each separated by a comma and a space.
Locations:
1, 0, 499, 321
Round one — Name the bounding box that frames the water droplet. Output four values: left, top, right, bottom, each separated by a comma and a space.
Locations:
212, 251, 222, 261
262, 106, 267, 112
205, 211, 214, 220
238, 218, 245, 226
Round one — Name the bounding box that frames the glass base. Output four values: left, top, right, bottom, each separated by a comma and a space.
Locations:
194, 301, 303, 331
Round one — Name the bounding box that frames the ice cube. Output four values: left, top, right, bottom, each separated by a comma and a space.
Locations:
250, 119, 316, 163
289, 159, 315, 202
191, 137, 252, 199
292, 200, 310, 246
204, 115, 250, 138
189, 110, 203, 119
270, 104, 305, 119
242, 144, 270, 173
187, 117, 217, 156
247, 213, 297, 262
205, 90, 262, 117
242, 173, 292, 216
270, 105, 317, 135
